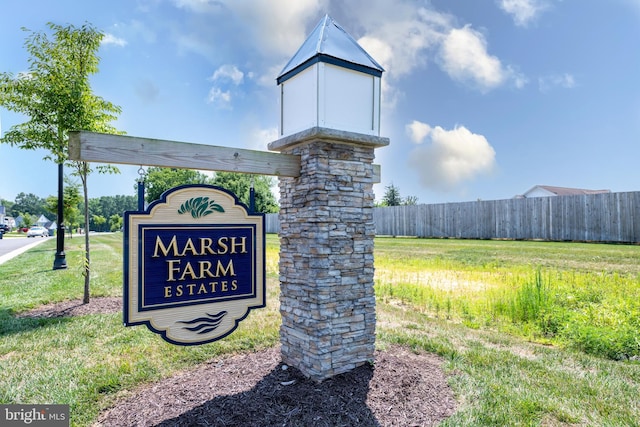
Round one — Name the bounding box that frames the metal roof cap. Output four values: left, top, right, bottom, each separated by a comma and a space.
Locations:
277, 14, 384, 85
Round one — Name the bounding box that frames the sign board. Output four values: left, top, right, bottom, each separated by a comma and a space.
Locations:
124, 184, 265, 345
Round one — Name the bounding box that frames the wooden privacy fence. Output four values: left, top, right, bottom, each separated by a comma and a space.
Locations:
266, 191, 640, 243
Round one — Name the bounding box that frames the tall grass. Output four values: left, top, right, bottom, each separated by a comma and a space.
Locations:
374, 238, 640, 360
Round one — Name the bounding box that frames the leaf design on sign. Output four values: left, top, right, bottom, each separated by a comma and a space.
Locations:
178, 196, 225, 218
178, 311, 228, 335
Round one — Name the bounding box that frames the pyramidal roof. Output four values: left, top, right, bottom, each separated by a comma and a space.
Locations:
277, 14, 384, 84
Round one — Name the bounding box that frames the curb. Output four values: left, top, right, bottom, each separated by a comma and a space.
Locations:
0, 237, 50, 265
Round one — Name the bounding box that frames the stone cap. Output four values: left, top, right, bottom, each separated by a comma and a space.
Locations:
268, 127, 390, 152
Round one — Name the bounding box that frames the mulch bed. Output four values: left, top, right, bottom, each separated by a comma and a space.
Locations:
21, 298, 458, 426
18, 296, 122, 318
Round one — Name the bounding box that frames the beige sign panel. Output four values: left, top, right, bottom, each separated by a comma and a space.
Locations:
124, 185, 265, 345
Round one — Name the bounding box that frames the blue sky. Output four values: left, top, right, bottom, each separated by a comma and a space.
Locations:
1, 0, 639, 205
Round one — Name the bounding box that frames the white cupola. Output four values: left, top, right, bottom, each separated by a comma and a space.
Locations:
277, 15, 384, 137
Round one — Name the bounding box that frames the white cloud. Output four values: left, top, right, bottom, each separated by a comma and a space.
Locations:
498, 0, 549, 27
438, 25, 506, 92
101, 33, 127, 47
350, 2, 521, 96
355, 6, 449, 78
406, 120, 432, 144
407, 122, 497, 191
346, 3, 451, 107
210, 64, 244, 85
538, 73, 576, 92
206, 87, 232, 107
165, 0, 525, 106
511, 67, 530, 89
206, 64, 245, 108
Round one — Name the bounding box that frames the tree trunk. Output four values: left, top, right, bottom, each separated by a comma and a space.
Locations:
82, 163, 91, 304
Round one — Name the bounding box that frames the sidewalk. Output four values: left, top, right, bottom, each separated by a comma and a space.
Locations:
0, 237, 50, 265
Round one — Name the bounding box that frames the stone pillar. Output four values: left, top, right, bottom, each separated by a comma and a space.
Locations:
268, 127, 389, 381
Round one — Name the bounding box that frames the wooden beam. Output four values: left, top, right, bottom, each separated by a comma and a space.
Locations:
372, 164, 381, 184
68, 131, 381, 183
68, 131, 302, 177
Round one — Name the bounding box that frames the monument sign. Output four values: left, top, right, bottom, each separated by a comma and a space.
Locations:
123, 184, 265, 345
69, 14, 387, 380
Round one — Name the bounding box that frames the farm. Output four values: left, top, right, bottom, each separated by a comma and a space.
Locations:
1, 234, 639, 425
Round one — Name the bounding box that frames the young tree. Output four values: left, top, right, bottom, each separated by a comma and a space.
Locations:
18, 213, 34, 229
382, 183, 403, 206
0, 23, 122, 303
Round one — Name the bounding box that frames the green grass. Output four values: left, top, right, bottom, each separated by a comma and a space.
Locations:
1, 234, 639, 426
374, 237, 640, 360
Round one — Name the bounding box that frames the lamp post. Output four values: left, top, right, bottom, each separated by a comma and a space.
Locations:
53, 161, 67, 270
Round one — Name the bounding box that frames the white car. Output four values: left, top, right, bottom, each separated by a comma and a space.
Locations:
27, 226, 48, 238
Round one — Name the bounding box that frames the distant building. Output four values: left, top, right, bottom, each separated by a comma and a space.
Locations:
516, 185, 611, 198
4, 217, 16, 229
36, 214, 50, 228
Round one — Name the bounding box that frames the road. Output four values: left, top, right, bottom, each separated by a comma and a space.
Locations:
0, 235, 51, 265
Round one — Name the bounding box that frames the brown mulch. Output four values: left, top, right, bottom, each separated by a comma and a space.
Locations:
17, 296, 122, 318
20, 298, 458, 427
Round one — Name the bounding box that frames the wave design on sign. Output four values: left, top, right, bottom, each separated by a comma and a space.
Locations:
177, 196, 225, 218
178, 311, 228, 334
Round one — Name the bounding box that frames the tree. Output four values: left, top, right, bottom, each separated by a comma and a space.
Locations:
18, 213, 34, 229
382, 183, 403, 206
108, 214, 122, 232
44, 178, 81, 236
11, 192, 46, 217
212, 172, 279, 213
0, 23, 122, 303
144, 167, 212, 203
63, 185, 81, 236
141, 168, 278, 213
404, 195, 419, 206
83, 195, 136, 231
91, 214, 107, 232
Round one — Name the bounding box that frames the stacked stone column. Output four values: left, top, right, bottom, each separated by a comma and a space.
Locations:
268, 127, 389, 381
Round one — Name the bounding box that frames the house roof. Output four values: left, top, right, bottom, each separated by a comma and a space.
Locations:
277, 14, 384, 85
36, 214, 50, 223
523, 185, 611, 197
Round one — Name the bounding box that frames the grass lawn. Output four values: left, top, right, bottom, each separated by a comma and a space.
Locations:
1, 233, 639, 426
